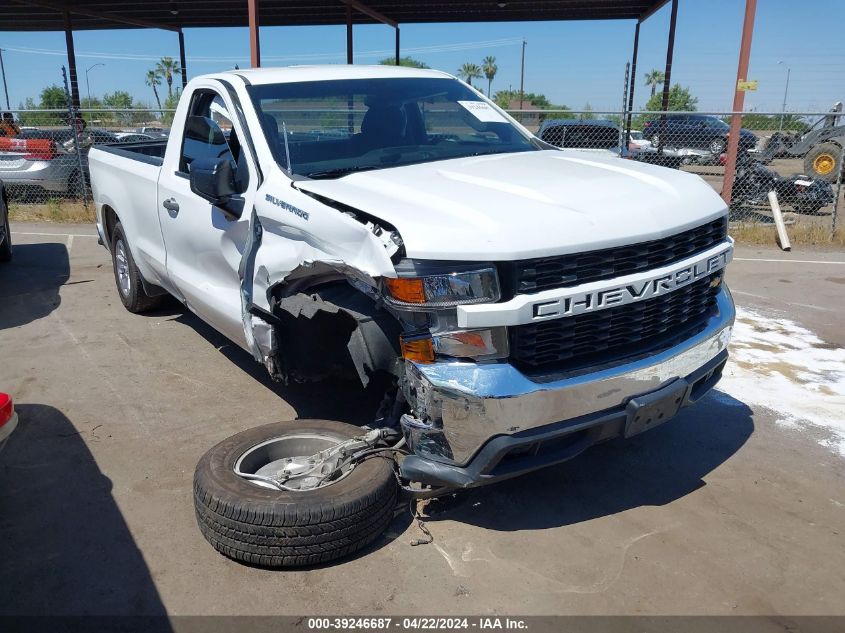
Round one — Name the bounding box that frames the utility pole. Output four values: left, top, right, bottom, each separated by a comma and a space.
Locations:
519, 39, 526, 110
0, 48, 9, 110
721, 0, 758, 206
777, 60, 791, 132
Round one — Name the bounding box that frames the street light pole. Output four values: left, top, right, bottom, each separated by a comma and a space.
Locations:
778, 60, 790, 132
85, 62, 105, 105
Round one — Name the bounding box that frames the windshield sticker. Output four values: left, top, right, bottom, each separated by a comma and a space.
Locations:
457, 101, 509, 124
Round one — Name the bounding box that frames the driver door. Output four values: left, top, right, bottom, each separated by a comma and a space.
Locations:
157, 88, 257, 349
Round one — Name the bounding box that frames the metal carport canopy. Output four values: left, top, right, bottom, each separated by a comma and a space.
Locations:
1, 0, 675, 124
2, 1, 670, 31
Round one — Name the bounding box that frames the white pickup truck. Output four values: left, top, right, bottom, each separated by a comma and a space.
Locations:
89, 65, 734, 568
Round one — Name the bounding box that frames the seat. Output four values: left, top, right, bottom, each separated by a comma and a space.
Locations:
356, 105, 407, 151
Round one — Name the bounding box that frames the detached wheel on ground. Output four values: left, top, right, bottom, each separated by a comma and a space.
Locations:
111, 222, 163, 313
193, 419, 399, 568
804, 143, 842, 183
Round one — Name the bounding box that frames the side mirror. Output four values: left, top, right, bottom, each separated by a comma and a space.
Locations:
189, 156, 237, 205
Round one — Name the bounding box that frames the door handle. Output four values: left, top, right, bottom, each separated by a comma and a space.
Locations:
163, 198, 180, 216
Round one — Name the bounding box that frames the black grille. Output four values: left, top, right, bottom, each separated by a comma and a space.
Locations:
504, 217, 727, 295
510, 275, 721, 374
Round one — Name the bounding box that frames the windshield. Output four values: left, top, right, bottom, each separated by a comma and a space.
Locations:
247, 77, 537, 179
703, 116, 729, 129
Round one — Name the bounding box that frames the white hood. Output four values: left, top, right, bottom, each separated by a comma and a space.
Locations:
296, 150, 728, 261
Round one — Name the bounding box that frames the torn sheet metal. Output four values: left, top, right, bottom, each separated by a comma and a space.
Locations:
238, 205, 281, 379
238, 167, 404, 381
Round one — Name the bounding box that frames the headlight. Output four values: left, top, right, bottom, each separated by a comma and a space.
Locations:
387, 260, 506, 362
383, 261, 500, 309
433, 327, 509, 361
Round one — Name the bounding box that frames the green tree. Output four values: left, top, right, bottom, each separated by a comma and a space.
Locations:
161, 89, 182, 125
155, 57, 182, 98
40, 85, 68, 109
493, 89, 567, 111
17, 86, 67, 125
482, 56, 498, 98
102, 91, 133, 109
378, 56, 429, 68
145, 69, 163, 110
579, 103, 595, 120
645, 84, 698, 112
644, 69, 665, 97
457, 62, 483, 88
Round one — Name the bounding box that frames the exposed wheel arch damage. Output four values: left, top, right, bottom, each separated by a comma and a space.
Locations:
238, 201, 406, 388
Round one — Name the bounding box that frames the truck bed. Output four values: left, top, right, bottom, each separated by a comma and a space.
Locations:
93, 139, 167, 167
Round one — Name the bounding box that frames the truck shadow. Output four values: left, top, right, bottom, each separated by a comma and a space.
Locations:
424, 391, 754, 531
0, 404, 171, 624
0, 242, 69, 330
170, 305, 391, 426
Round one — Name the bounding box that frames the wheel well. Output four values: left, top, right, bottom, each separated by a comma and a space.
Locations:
270, 282, 402, 387
102, 205, 118, 248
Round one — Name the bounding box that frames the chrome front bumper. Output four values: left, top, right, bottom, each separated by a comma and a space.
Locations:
401, 286, 735, 468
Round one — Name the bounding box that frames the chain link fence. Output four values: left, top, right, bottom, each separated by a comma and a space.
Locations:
507, 108, 844, 236
1, 106, 842, 237
0, 108, 173, 212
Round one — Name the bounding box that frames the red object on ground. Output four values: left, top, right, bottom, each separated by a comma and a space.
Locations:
0, 393, 13, 427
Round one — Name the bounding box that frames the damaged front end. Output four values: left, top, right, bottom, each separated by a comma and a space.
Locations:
237, 179, 408, 389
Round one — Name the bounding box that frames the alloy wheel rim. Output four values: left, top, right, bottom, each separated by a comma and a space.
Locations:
115, 240, 131, 297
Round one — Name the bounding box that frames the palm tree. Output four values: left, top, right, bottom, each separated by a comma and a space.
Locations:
145, 69, 162, 110
644, 69, 665, 97
482, 56, 498, 97
457, 62, 483, 88
155, 57, 183, 98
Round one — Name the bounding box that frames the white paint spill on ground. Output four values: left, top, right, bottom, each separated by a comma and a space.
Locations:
715, 306, 845, 457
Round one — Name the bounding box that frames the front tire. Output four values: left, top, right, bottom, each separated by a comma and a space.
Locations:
193, 419, 399, 568
111, 222, 162, 313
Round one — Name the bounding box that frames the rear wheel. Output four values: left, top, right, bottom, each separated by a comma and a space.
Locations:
0, 196, 11, 263
709, 137, 727, 154
193, 419, 399, 568
804, 143, 842, 183
111, 223, 163, 313
67, 170, 86, 199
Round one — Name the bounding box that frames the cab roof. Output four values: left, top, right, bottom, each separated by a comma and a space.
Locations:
216, 65, 455, 86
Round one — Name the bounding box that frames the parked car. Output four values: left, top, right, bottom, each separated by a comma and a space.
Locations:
0, 128, 124, 199
642, 114, 757, 154
89, 66, 735, 568
0, 130, 85, 197
538, 118, 626, 155
114, 132, 154, 143
628, 129, 652, 150
0, 393, 17, 453
135, 126, 170, 138
0, 184, 11, 261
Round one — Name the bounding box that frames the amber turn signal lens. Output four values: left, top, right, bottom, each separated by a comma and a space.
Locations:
384, 277, 426, 303
400, 335, 435, 363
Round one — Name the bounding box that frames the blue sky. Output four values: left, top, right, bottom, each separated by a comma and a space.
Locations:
0, 0, 842, 113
